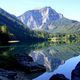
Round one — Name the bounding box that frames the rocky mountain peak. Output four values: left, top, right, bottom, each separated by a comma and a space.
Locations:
18, 7, 63, 30
40, 6, 57, 14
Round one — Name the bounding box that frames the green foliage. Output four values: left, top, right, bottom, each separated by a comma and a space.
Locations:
0, 25, 8, 33
0, 25, 10, 45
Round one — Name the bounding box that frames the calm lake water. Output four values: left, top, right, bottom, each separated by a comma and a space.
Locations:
0, 41, 80, 80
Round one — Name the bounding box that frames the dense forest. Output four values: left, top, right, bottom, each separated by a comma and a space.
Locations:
0, 25, 49, 44
0, 25, 80, 45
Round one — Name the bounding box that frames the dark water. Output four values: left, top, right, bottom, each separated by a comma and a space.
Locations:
0, 41, 80, 80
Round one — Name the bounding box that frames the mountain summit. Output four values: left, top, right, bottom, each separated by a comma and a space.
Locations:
18, 7, 63, 30
18, 7, 80, 33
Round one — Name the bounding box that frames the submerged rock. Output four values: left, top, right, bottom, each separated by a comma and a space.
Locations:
0, 76, 9, 80
12, 53, 46, 73
0, 68, 17, 80
49, 74, 69, 80
14, 53, 33, 62
71, 62, 80, 80
0, 51, 46, 74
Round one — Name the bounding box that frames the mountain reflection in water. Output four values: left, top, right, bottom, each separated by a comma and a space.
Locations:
0, 40, 80, 80
34, 56, 80, 80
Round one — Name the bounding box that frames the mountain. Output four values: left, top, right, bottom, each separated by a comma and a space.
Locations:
0, 8, 45, 42
18, 7, 80, 33
48, 18, 80, 33
18, 7, 63, 30
0, 8, 29, 41
0, 7, 79, 43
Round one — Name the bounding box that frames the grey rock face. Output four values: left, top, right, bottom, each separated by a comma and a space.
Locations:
18, 7, 62, 30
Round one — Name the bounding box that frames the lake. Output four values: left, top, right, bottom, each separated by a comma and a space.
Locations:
0, 40, 80, 80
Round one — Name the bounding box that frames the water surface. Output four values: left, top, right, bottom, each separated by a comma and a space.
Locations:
0, 41, 80, 80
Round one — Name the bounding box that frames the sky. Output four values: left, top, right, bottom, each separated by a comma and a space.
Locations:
0, 0, 80, 21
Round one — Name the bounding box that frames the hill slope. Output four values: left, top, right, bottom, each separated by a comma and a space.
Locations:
0, 8, 29, 41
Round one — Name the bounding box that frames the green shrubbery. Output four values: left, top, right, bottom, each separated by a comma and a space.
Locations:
0, 25, 9, 45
